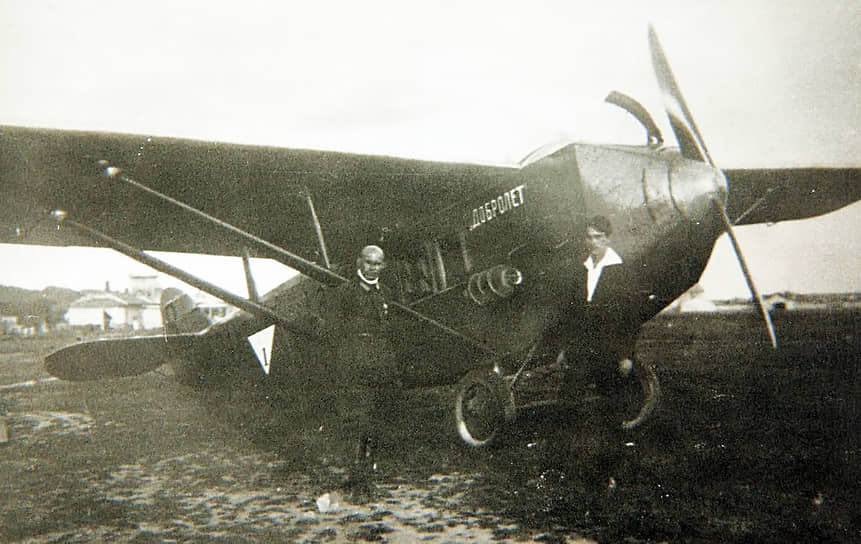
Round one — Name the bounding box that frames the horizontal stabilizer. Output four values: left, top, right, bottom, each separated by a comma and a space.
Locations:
45, 334, 197, 381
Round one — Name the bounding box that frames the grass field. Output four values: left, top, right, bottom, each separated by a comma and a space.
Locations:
0, 309, 857, 542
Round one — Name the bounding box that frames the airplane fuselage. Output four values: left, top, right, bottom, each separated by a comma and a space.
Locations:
160, 141, 729, 390
371, 142, 728, 385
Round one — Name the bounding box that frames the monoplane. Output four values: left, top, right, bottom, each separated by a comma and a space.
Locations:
1, 27, 858, 446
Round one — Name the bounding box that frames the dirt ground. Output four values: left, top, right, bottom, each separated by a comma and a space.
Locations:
0, 309, 858, 543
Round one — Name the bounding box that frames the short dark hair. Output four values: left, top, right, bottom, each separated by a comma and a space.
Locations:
586, 215, 612, 235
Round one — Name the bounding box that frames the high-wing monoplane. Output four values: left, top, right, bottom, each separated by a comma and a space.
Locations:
1, 27, 858, 446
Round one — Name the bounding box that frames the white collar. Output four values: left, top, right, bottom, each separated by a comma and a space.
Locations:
357, 269, 379, 288
584, 247, 623, 270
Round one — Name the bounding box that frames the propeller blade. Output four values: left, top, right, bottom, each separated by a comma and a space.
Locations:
648, 26, 776, 348
714, 200, 779, 349
648, 25, 713, 165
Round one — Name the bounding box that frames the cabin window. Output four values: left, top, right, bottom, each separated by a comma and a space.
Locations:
438, 235, 469, 286
392, 255, 433, 303
390, 236, 472, 304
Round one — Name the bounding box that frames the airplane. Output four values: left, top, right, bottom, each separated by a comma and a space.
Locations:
0, 26, 858, 449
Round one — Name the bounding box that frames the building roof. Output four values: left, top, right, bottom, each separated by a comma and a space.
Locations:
69, 291, 157, 309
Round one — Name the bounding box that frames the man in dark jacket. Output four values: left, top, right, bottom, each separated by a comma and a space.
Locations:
327, 245, 400, 484
541, 216, 642, 505
566, 215, 638, 394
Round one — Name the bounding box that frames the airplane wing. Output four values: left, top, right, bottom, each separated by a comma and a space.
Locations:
5, 127, 858, 256
724, 167, 861, 225
0, 125, 514, 268
1, 126, 504, 372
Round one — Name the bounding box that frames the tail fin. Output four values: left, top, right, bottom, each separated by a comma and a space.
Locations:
160, 288, 211, 335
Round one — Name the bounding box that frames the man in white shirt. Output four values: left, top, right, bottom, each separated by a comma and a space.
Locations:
584, 218, 622, 302
575, 215, 637, 380
542, 216, 641, 509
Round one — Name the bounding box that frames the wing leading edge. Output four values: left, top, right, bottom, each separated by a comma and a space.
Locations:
0, 125, 515, 267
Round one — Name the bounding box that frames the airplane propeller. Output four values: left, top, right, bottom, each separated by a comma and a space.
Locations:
648, 26, 713, 165
648, 25, 778, 349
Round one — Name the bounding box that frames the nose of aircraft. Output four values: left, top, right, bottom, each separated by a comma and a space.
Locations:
668, 158, 728, 223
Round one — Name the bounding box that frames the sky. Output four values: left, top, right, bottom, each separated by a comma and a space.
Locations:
0, 0, 859, 300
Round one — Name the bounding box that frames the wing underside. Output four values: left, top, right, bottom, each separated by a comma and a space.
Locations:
4, 127, 859, 254
724, 167, 861, 225
0, 125, 515, 267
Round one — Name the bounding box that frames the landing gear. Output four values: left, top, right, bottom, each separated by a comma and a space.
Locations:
454, 358, 660, 447
454, 369, 511, 447
622, 362, 660, 430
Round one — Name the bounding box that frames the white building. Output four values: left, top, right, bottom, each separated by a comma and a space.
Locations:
66, 275, 233, 331
66, 292, 162, 330
0, 315, 16, 334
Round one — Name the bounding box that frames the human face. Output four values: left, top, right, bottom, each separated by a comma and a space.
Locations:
585, 226, 609, 262
359, 249, 385, 280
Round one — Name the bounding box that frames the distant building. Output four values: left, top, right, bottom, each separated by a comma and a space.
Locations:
662, 284, 717, 314
66, 291, 161, 330
1, 315, 47, 336
764, 293, 797, 311
712, 292, 861, 312
193, 292, 232, 321
129, 274, 160, 299
1, 315, 18, 335
65, 275, 232, 331
67, 274, 162, 330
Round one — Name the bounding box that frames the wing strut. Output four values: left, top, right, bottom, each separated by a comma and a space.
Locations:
303, 186, 331, 269
241, 247, 261, 303
93, 161, 498, 356
96, 160, 340, 286
49, 211, 315, 338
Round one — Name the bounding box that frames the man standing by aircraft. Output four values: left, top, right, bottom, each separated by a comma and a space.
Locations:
572, 215, 638, 388
542, 215, 641, 508
327, 245, 400, 487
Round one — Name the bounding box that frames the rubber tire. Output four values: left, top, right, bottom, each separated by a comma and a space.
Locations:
455, 369, 506, 447
621, 362, 660, 430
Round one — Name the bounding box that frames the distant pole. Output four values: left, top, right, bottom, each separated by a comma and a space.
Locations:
0, 416, 8, 444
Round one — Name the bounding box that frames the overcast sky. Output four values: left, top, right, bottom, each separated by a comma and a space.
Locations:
0, 0, 859, 299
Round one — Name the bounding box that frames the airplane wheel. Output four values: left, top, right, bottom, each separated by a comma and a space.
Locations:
455, 369, 506, 447
622, 362, 660, 430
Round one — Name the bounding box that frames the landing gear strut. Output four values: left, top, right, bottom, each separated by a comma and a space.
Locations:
454, 358, 660, 447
